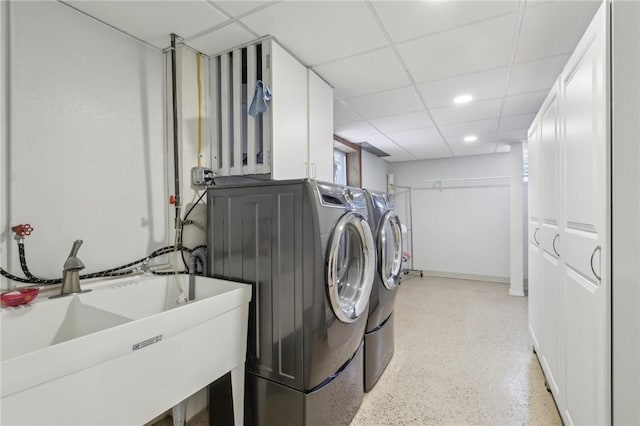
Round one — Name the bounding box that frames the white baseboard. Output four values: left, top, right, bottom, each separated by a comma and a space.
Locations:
421, 270, 510, 284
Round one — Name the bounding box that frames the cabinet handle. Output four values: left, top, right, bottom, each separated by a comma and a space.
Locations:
533, 228, 540, 245
552, 234, 560, 256
311, 163, 317, 179
590, 245, 602, 281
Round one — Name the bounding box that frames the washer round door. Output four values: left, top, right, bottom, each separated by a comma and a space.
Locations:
327, 212, 376, 323
378, 211, 403, 289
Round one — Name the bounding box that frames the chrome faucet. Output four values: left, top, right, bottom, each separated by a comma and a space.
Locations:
51, 239, 91, 298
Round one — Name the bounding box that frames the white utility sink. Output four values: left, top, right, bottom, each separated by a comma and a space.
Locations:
1, 274, 251, 426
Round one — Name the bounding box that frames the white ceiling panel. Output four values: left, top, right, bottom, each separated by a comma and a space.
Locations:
417, 67, 508, 109
384, 151, 418, 163
240, 1, 387, 66
397, 14, 516, 83
516, 1, 600, 63
67, 1, 228, 49
333, 101, 361, 126
439, 119, 499, 143
369, 111, 434, 134
343, 87, 423, 120
213, 1, 277, 18
385, 127, 451, 159
430, 99, 502, 127
449, 140, 499, 157
508, 54, 569, 95
502, 90, 548, 116
372, 1, 518, 43
335, 121, 388, 145
313, 48, 410, 99
500, 128, 528, 142
501, 113, 536, 131
186, 23, 256, 56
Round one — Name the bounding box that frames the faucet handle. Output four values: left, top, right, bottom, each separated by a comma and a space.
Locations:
63, 239, 85, 271
69, 239, 83, 257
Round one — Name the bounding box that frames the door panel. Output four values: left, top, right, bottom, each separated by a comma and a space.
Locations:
561, 3, 609, 425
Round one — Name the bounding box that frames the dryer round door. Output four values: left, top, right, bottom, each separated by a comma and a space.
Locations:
327, 212, 376, 323
378, 211, 403, 289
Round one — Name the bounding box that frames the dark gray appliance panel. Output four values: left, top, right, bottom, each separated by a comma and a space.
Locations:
208, 185, 304, 390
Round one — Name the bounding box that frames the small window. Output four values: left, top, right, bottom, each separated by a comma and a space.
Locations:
333, 149, 347, 185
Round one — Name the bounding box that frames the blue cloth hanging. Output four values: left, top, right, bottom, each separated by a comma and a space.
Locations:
248, 80, 272, 117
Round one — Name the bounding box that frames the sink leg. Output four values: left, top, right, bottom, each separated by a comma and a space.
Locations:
231, 364, 245, 426
171, 399, 187, 426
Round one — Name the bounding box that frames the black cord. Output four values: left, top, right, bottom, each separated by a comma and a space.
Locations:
179, 190, 208, 269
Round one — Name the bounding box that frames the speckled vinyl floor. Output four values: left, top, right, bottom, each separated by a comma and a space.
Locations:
154, 276, 562, 426
350, 276, 562, 426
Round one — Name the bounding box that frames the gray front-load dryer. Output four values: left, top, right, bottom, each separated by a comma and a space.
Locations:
207, 179, 376, 426
363, 189, 403, 392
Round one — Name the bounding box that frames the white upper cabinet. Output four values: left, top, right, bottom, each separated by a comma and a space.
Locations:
307, 69, 334, 183
208, 38, 334, 182
270, 41, 309, 180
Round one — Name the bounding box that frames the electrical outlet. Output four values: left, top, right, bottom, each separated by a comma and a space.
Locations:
191, 167, 214, 186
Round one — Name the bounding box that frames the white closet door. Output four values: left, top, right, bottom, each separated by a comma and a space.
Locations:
560, 3, 610, 425
527, 123, 543, 351
538, 83, 564, 405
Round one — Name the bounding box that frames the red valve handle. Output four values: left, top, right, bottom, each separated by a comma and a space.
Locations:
12, 224, 34, 237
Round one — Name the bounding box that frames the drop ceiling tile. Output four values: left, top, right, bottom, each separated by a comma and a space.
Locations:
439, 119, 499, 143
334, 101, 361, 126
385, 127, 452, 160
334, 121, 396, 147
501, 114, 536, 131
417, 67, 508, 109
240, 1, 387, 66
369, 111, 434, 134
396, 14, 516, 83
502, 90, 548, 116
314, 49, 410, 99
67, 1, 228, 49
372, 1, 518, 43
508, 55, 569, 95
449, 139, 499, 157
516, 1, 601, 63
385, 152, 418, 163
212, 1, 277, 18
187, 23, 256, 56
430, 99, 502, 127
343, 87, 423, 120
500, 128, 528, 142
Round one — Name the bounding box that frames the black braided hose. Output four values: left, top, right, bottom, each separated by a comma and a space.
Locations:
1, 244, 193, 286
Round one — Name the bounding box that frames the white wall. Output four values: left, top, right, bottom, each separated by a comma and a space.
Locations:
361, 150, 389, 192
389, 153, 511, 282
1, 1, 168, 286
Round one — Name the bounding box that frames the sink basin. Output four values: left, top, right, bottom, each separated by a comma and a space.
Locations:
1, 274, 251, 425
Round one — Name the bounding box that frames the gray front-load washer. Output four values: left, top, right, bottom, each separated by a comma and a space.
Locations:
207, 179, 376, 425
363, 189, 403, 392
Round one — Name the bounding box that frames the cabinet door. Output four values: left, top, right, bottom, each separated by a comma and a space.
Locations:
270, 42, 309, 180
307, 70, 334, 182
538, 83, 564, 405
527, 123, 543, 350
560, 3, 609, 425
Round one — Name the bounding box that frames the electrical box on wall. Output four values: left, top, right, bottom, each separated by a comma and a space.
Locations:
191, 167, 214, 187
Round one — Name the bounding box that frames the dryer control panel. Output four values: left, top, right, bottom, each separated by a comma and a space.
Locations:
316, 182, 366, 210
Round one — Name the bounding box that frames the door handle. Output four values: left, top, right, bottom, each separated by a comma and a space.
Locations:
590, 245, 602, 281
552, 234, 560, 256
533, 228, 540, 245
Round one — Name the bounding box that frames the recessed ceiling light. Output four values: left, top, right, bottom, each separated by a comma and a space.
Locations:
453, 94, 473, 104
464, 135, 478, 143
